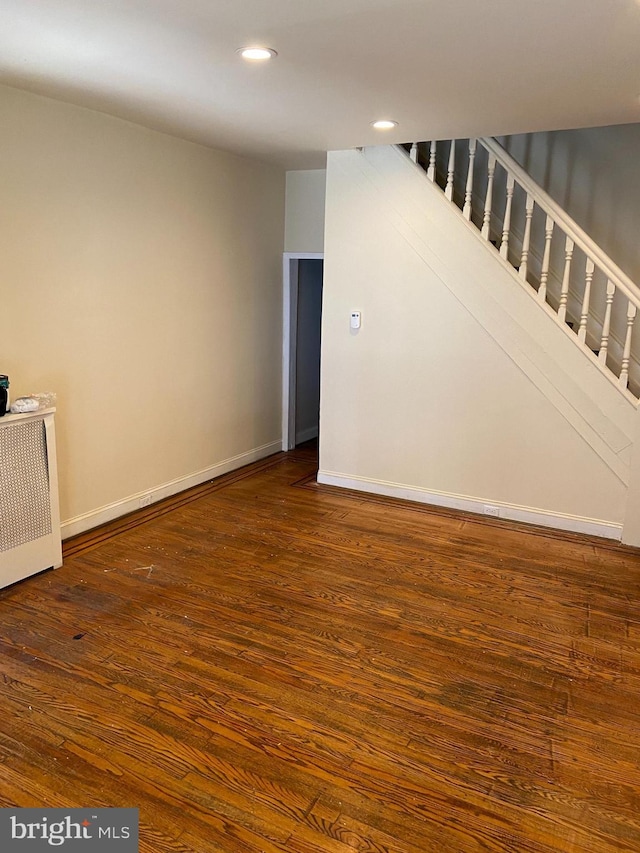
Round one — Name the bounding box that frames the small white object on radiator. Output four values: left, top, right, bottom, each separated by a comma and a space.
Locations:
10, 397, 39, 414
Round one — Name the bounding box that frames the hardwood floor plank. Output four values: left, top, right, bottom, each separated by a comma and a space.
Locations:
2, 445, 640, 851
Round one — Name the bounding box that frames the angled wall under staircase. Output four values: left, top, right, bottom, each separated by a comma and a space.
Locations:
318, 144, 639, 540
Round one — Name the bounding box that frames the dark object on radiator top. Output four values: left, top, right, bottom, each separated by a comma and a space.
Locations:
0, 375, 8, 417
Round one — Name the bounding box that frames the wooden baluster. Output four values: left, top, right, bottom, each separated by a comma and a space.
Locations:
537, 215, 554, 303
463, 139, 476, 220
558, 236, 574, 324
619, 301, 637, 389
578, 258, 595, 344
599, 281, 616, 365
519, 194, 534, 281
445, 141, 456, 201
500, 174, 515, 260
410, 142, 418, 163
427, 141, 436, 182
481, 154, 496, 240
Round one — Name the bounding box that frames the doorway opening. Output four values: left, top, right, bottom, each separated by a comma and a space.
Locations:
282, 253, 324, 451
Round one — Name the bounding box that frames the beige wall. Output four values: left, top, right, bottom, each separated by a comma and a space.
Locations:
284, 170, 326, 253
319, 147, 626, 536
0, 84, 285, 530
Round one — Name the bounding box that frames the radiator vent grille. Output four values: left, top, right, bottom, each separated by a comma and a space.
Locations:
0, 420, 52, 553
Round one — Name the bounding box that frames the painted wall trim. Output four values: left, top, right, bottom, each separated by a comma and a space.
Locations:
317, 470, 622, 541
62, 440, 282, 540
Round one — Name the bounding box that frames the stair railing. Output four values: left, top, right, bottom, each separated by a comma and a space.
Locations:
407, 138, 640, 401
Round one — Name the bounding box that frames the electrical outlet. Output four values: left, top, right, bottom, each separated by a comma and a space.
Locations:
139, 494, 153, 508
483, 504, 500, 517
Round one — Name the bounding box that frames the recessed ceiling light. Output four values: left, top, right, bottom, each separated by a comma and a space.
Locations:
371, 119, 398, 130
237, 47, 277, 61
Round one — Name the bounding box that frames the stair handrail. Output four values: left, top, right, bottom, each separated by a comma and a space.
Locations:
478, 137, 640, 310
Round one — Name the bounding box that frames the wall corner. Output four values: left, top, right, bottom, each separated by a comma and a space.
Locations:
622, 404, 640, 546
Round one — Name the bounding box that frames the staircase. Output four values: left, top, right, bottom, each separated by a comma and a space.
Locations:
404, 137, 640, 402
319, 142, 638, 541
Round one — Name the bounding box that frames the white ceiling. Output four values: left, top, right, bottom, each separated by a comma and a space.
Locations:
1, 0, 639, 169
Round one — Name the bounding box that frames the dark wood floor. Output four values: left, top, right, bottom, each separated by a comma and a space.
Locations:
2, 446, 640, 852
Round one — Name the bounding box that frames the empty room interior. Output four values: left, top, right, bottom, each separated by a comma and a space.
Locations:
2, 2, 640, 851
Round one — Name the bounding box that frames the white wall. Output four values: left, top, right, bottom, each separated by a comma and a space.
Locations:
319, 147, 627, 538
284, 170, 326, 253
0, 84, 285, 534
500, 124, 640, 283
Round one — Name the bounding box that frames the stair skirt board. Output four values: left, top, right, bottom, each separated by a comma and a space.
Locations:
317, 471, 622, 540
61, 440, 282, 540
461, 185, 639, 386
406, 140, 640, 399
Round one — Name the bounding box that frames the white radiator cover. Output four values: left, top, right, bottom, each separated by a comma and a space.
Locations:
0, 408, 62, 589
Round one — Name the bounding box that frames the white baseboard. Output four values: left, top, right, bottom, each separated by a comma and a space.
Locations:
61, 440, 281, 540
295, 425, 319, 445
317, 470, 623, 541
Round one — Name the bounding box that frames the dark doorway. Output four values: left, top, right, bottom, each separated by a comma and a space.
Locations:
294, 259, 323, 446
